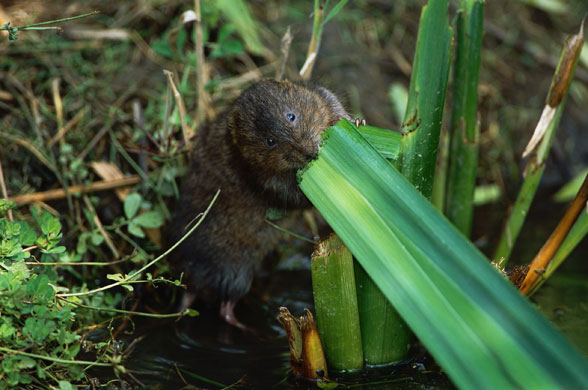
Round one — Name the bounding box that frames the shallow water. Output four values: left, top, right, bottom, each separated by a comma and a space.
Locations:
114, 268, 454, 389
115, 271, 588, 390
534, 274, 588, 357
94, 210, 588, 390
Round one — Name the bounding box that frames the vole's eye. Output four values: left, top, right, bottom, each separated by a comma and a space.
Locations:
266, 137, 277, 148
286, 113, 296, 122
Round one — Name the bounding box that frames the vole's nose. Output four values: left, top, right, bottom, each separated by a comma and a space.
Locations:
305, 149, 318, 162
303, 138, 320, 162
293, 143, 319, 167
294, 133, 320, 166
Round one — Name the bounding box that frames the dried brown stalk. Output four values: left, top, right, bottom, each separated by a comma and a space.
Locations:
299, 6, 324, 80
83, 195, 120, 259
519, 173, 588, 294
0, 159, 14, 222
49, 106, 89, 147
9, 176, 141, 203
277, 307, 328, 379
163, 70, 192, 151
51, 78, 64, 147
194, 0, 211, 124
275, 26, 293, 81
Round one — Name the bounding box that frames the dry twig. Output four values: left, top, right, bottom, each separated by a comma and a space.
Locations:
9, 176, 141, 203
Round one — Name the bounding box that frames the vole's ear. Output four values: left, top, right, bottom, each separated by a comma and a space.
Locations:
316, 87, 350, 121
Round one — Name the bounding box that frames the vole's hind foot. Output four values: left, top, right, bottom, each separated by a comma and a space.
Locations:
220, 300, 260, 337
179, 291, 196, 311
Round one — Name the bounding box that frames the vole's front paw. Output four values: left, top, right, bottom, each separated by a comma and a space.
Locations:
353, 118, 367, 127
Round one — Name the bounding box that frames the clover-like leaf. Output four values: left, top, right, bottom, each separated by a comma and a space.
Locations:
124, 193, 142, 220
133, 211, 163, 228
127, 221, 145, 238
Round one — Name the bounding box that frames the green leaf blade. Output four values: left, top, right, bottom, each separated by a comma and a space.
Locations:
299, 121, 588, 389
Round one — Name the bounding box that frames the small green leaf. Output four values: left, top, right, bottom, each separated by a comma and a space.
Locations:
5, 221, 21, 237
0, 199, 16, 214
221, 39, 244, 55
44, 215, 62, 236
76, 232, 89, 254
0, 322, 16, 338
106, 273, 125, 282
323, 0, 348, 25
133, 211, 163, 228
265, 208, 287, 220
127, 221, 145, 238
22, 318, 55, 344
217, 23, 235, 43
42, 245, 66, 254
553, 168, 588, 202
18, 222, 37, 246
151, 38, 173, 59
176, 27, 188, 56
90, 233, 104, 246
26, 275, 54, 303
317, 381, 339, 389
124, 193, 142, 220
58, 380, 74, 390
16, 356, 36, 369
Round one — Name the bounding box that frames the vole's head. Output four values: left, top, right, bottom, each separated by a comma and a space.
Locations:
229, 79, 348, 208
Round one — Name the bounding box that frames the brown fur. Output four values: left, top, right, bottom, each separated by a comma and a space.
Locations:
168, 80, 348, 307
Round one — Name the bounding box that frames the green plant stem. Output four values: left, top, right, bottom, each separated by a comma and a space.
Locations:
444, 0, 484, 236
58, 297, 194, 318
178, 367, 227, 388
311, 234, 363, 371
400, 0, 453, 199
431, 125, 449, 210
113, 227, 149, 259
194, 0, 210, 123
3, 11, 100, 29
24, 261, 125, 266
0, 347, 111, 367
57, 189, 220, 297
494, 107, 561, 264
355, 261, 412, 365
300, 0, 324, 80
494, 25, 583, 265
110, 130, 150, 183
265, 219, 317, 244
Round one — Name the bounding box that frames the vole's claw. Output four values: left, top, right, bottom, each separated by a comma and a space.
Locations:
353, 118, 367, 127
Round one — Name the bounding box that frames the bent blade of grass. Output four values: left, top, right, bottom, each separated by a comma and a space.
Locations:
444, 0, 484, 236
215, 0, 265, 56
521, 173, 588, 295
400, 0, 453, 199
532, 210, 588, 294
494, 24, 584, 265
299, 120, 588, 390
356, 125, 401, 162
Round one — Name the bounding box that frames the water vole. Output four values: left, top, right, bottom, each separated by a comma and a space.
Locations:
168, 79, 348, 329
